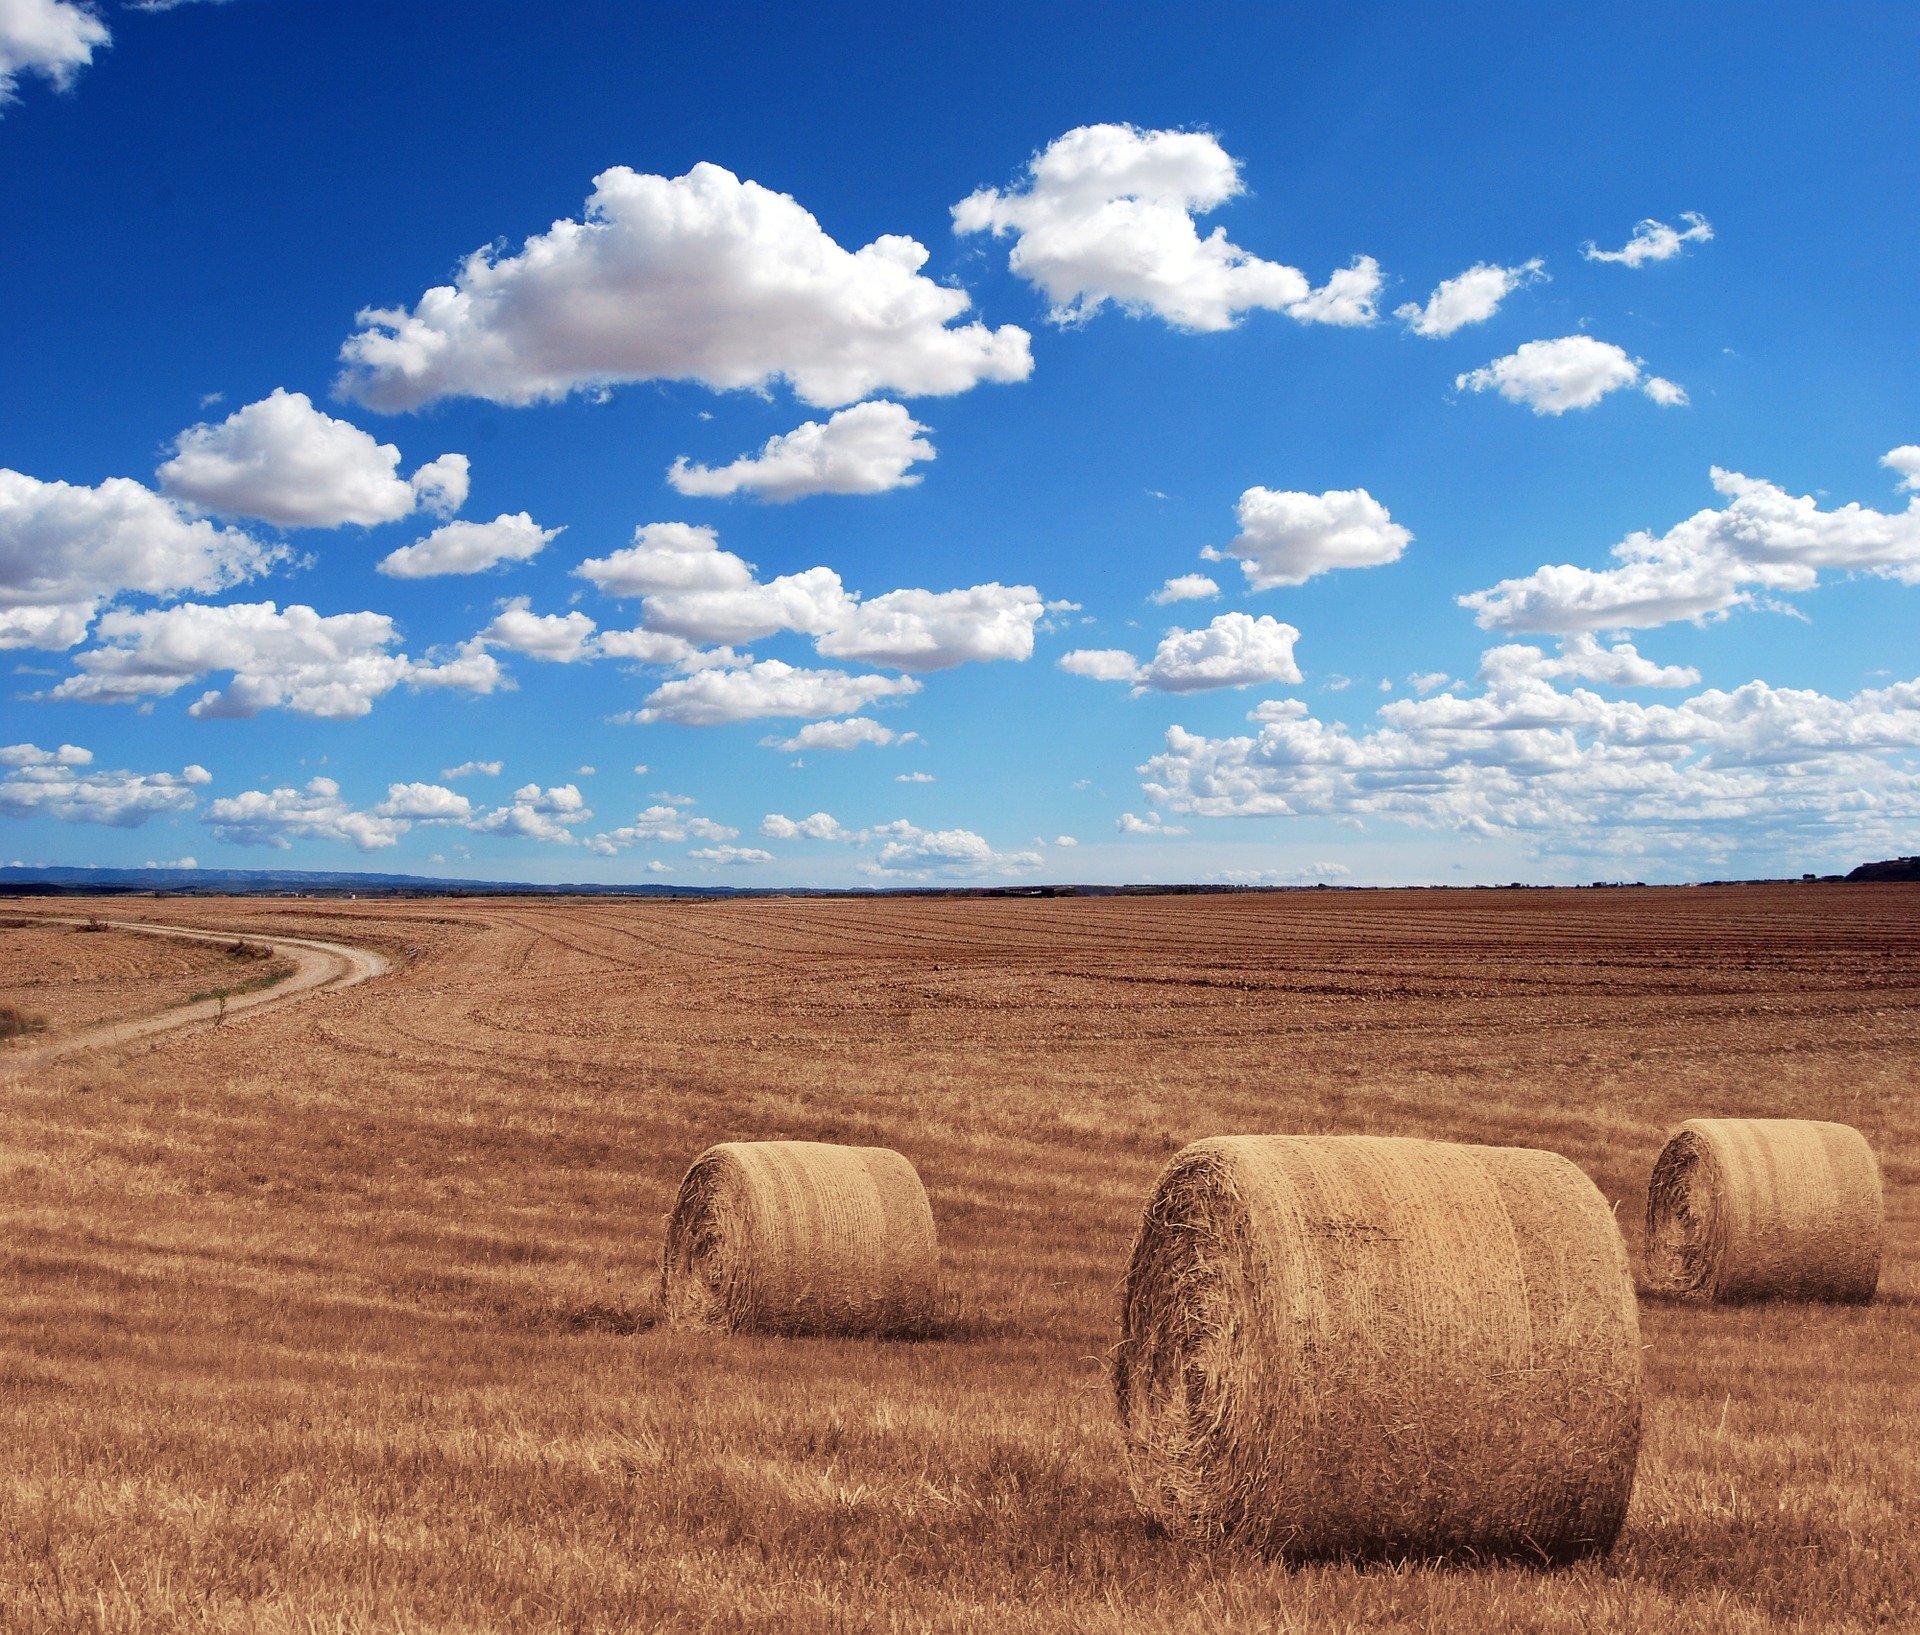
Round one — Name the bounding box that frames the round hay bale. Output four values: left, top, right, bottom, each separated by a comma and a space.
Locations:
660, 1140, 938, 1337
1111, 1134, 1642, 1562
1645, 1118, 1882, 1303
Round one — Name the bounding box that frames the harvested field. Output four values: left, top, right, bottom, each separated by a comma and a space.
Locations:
0, 883, 1915, 1632
0, 919, 264, 1036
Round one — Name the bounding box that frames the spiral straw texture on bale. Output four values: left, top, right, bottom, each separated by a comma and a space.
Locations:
1111, 1135, 1643, 1563
1645, 1118, 1882, 1303
661, 1140, 938, 1336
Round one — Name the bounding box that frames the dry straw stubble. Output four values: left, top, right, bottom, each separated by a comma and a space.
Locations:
1645, 1117, 1883, 1303
661, 1139, 939, 1337
1112, 1134, 1643, 1563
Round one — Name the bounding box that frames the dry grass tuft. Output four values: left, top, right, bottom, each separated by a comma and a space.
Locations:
1112, 1134, 1643, 1562
0, 1003, 49, 1041
661, 1140, 939, 1337
1645, 1117, 1883, 1302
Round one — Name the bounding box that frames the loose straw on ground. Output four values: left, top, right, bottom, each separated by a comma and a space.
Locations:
661, 1140, 938, 1336
1645, 1117, 1882, 1303
1112, 1134, 1642, 1562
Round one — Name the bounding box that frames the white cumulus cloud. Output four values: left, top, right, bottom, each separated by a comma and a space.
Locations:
1583, 213, 1713, 267
1137, 655, 1920, 866
594, 625, 698, 665
479, 597, 598, 662
760, 811, 852, 841
690, 844, 775, 866
631, 656, 920, 726
0, 741, 90, 766
1460, 459, 1920, 632
1063, 614, 1303, 694
815, 583, 1044, 671
1140, 612, 1303, 694
668, 400, 934, 502
337, 163, 1032, 411
578, 521, 1045, 670
1396, 259, 1546, 338
760, 717, 911, 752
584, 803, 735, 854
48, 600, 503, 717
1207, 486, 1412, 588
1152, 573, 1219, 604
726, 808, 1037, 877
1455, 336, 1684, 415
577, 522, 850, 645
1058, 648, 1144, 683
1879, 446, 1919, 491
864, 820, 1041, 877
472, 782, 592, 844
1117, 810, 1189, 835
157, 390, 468, 529
378, 512, 560, 578
576, 522, 738, 599
370, 782, 473, 823
441, 759, 502, 780
203, 778, 408, 852
1, 467, 278, 650
1477, 634, 1700, 690
0, 741, 209, 827
197, 772, 671, 853
953, 123, 1380, 331
0, 0, 109, 107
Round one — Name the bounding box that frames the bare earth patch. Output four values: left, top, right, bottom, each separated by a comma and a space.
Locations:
0, 884, 1913, 1632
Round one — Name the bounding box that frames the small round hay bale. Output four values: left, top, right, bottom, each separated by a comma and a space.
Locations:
660, 1140, 938, 1336
1645, 1118, 1882, 1303
1112, 1134, 1642, 1562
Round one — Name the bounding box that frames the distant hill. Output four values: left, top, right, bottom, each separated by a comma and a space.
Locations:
10, 860, 1913, 897
0, 864, 736, 898
1845, 856, 1920, 882
0, 865, 1293, 900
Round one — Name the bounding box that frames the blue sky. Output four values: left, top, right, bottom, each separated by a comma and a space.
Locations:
3, 1, 1917, 886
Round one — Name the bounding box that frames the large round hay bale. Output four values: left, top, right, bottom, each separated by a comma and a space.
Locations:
1645, 1118, 1882, 1303
1111, 1134, 1642, 1562
660, 1140, 938, 1337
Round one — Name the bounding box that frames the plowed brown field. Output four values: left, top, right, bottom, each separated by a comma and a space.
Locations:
0, 884, 1914, 1633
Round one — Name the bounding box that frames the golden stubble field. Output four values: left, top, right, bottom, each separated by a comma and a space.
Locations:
0, 884, 1915, 1633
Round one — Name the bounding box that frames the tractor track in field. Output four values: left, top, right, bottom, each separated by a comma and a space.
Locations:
2, 914, 390, 1067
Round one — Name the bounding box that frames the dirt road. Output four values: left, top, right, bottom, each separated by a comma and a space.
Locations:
3, 914, 389, 1064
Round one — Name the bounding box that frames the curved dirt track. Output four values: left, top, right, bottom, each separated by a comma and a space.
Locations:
4, 914, 390, 1065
